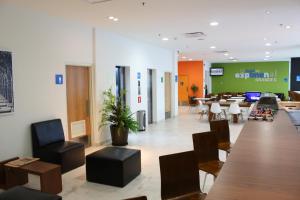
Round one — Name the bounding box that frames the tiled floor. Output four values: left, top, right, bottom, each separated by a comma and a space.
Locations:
2, 108, 246, 200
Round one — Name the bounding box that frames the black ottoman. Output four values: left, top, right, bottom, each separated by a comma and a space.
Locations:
86, 147, 141, 187
0, 186, 62, 200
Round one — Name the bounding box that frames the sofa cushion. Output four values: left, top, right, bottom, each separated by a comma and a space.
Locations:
31, 119, 65, 147
45, 141, 85, 154
0, 186, 62, 200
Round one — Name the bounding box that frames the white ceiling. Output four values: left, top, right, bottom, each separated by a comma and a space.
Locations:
3, 0, 300, 62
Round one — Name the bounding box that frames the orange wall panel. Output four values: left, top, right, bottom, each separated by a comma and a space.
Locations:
178, 61, 204, 98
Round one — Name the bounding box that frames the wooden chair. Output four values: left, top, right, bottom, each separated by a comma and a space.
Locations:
210, 120, 232, 156
192, 132, 224, 190
0, 157, 28, 189
159, 151, 206, 200
123, 196, 147, 200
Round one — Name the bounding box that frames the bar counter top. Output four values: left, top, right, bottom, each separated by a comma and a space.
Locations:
206, 110, 300, 200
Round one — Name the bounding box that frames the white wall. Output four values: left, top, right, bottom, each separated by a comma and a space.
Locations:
204, 61, 212, 94
0, 5, 93, 160
0, 5, 178, 159
95, 28, 178, 144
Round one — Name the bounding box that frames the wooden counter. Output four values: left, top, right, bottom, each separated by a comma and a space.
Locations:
206, 110, 300, 200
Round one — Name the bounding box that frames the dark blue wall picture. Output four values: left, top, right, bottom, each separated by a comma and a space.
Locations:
0, 51, 14, 114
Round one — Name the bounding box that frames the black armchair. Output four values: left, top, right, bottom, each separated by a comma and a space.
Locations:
31, 119, 85, 173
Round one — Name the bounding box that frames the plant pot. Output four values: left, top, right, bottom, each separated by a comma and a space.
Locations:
110, 126, 129, 146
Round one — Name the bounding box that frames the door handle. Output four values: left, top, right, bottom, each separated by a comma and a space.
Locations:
86, 100, 90, 116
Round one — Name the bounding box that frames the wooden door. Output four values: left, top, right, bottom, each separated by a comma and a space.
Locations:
178, 75, 189, 105
66, 66, 91, 145
165, 72, 172, 119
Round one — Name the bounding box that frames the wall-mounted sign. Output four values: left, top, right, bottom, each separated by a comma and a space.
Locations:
137, 72, 141, 79
175, 75, 178, 82
235, 69, 277, 82
161, 77, 164, 83
55, 74, 63, 85
138, 80, 141, 95
296, 76, 300, 82
138, 96, 141, 103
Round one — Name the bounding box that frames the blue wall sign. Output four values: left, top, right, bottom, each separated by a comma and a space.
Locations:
296, 76, 300, 82
137, 72, 141, 79
175, 75, 178, 82
55, 74, 63, 85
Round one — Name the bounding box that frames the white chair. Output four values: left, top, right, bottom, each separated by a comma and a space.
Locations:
219, 99, 228, 119
198, 100, 209, 119
211, 102, 222, 120
228, 102, 243, 122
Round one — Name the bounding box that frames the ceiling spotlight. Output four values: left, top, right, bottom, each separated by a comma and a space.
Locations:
265, 51, 270, 55
224, 53, 229, 56
113, 18, 119, 22
162, 37, 169, 41
210, 46, 216, 49
265, 43, 272, 46
210, 21, 219, 26
285, 25, 292, 29
108, 16, 114, 20
265, 10, 271, 15
189, 58, 193, 61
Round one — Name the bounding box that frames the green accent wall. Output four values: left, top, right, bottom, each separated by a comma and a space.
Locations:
211, 61, 289, 98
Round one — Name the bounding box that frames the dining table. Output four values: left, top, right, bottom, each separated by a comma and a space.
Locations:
204, 101, 251, 122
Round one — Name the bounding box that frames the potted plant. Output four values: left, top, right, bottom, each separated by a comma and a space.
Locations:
191, 84, 199, 96
100, 88, 138, 146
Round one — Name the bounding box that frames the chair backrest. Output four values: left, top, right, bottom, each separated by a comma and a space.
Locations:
0, 157, 19, 188
228, 102, 241, 114
210, 120, 230, 144
211, 102, 222, 114
192, 131, 219, 163
31, 119, 65, 149
159, 151, 201, 200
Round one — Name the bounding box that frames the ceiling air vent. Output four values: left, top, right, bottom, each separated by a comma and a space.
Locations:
184, 32, 206, 38
85, 0, 113, 4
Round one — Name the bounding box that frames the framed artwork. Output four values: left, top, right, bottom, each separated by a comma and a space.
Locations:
0, 51, 14, 114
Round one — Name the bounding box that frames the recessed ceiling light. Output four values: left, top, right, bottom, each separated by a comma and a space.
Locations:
162, 37, 169, 41
265, 55, 271, 58
108, 16, 114, 20
113, 18, 119, 22
224, 53, 229, 56
265, 43, 272, 46
210, 46, 216, 49
229, 57, 234, 60
210, 21, 219, 26
285, 25, 292, 29
265, 10, 271, 15
189, 58, 193, 61
181, 56, 187, 59
265, 51, 270, 55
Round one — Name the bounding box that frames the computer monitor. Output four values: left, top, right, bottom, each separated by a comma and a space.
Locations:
245, 92, 261, 102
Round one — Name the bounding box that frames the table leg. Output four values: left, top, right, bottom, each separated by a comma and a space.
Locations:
40, 167, 62, 194
233, 114, 238, 123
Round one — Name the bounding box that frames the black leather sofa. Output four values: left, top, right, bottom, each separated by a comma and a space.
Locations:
0, 186, 62, 200
31, 119, 85, 173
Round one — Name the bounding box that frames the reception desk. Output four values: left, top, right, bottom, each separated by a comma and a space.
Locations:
206, 110, 300, 200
